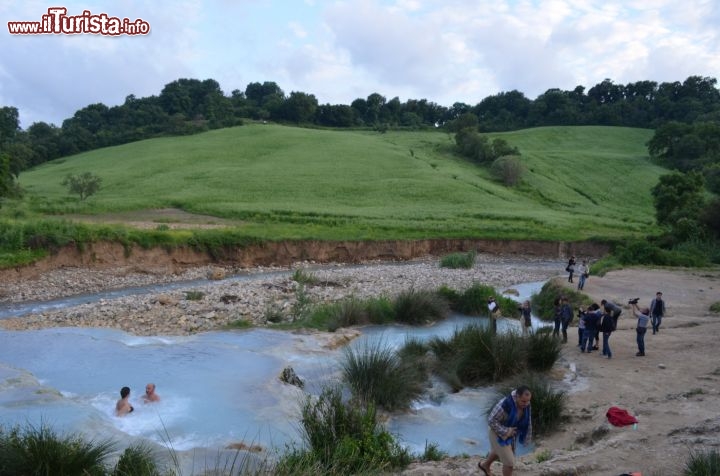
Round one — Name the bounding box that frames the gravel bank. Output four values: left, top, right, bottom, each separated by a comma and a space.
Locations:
0, 254, 561, 335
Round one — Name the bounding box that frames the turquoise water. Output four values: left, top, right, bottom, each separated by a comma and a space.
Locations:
0, 280, 546, 472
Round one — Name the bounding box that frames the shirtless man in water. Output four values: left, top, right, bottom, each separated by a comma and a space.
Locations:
142, 382, 160, 403
115, 386, 134, 416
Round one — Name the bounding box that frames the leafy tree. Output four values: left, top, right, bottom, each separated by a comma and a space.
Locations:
491, 155, 524, 186
0, 106, 20, 144
282, 91, 318, 124
62, 172, 102, 201
0, 153, 13, 202
651, 171, 705, 229
700, 197, 720, 239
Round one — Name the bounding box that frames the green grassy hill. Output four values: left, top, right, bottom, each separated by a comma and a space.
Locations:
15, 124, 659, 241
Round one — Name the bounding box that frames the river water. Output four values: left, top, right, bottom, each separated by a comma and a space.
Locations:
0, 277, 547, 474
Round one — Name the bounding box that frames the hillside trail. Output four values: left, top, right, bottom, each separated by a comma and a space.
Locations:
397, 266, 720, 476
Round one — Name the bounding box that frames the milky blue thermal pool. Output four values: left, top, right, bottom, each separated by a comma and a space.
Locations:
0, 281, 546, 473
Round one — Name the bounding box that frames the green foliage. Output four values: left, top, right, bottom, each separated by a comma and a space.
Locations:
439, 283, 519, 318
420, 441, 448, 462
15, 125, 660, 248
184, 290, 205, 301
531, 279, 593, 321
525, 329, 564, 371
264, 304, 285, 323
0, 423, 114, 476
710, 302, 720, 313
455, 128, 520, 164
431, 324, 529, 387
683, 448, 720, 476
341, 339, 428, 411
286, 385, 411, 474
494, 372, 567, 437
614, 238, 711, 267
292, 268, 319, 285
491, 155, 525, 186
393, 288, 450, 324
651, 171, 705, 229
61, 171, 102, 201
439, 250, 477, 269
112, 443, 162, 476
535, 449, 552, 463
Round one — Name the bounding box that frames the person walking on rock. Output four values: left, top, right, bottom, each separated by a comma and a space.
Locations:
479, 385, 532, 476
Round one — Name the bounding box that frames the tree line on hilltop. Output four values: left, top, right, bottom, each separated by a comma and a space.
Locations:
1, 75, 720, 199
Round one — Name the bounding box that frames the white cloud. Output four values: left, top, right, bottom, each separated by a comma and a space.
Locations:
1, 0, 718, 127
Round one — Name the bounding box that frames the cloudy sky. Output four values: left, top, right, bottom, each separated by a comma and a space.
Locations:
1, 0, 719, 128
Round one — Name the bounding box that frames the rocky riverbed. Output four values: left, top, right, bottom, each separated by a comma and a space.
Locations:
0, 254, 561, 335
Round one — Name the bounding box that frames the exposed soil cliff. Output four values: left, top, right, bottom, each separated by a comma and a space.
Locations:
0, 238, 610, 281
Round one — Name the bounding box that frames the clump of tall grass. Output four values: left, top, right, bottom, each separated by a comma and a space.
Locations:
277, 385, 411, 474
341, 339, 428, 411
438, 283, 519, 318
525, 329, 563, 372
184, 290, 205, 301
305, 296, 396, 331
439, 250, 477, 269
0, 423, 114, 476
427, 324, 560, 390
420, 441, 448, 461
531, 279, 593, 321
393, 288, 449, 324
292, 268, 319, 285
444, 324, 526, 385
493, 372, 567, 436
684, 448, 720, 475
112, 443, 162, 476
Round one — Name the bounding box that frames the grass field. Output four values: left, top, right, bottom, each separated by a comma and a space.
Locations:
11, 124, 660, 241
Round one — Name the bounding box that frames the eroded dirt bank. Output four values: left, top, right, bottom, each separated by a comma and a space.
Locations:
0, 238, 609, 281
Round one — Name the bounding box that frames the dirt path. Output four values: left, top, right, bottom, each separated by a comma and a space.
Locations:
399, 267, 720, 476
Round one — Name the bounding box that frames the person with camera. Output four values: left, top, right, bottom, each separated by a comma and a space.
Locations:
629, 298, 650, 356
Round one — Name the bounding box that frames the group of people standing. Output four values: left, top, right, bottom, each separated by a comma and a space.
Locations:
554, 292, 666, 359
115, 382, 161, 416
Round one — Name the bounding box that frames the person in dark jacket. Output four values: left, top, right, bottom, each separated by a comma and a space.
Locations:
560, 296, 573, 343
649, 292, 666, 334
601, 299, 622, 330
581, 304, 601, 353
600, 309, 616, 359
566, 256, 576, 283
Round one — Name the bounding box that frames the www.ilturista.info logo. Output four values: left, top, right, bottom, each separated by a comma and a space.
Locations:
7, 7, 150, 35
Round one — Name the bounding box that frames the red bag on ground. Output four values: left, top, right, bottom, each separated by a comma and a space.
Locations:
606, 406, 638, 427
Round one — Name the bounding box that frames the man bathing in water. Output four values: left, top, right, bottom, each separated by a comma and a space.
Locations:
142, 382, 160, 403
115, 386, 133, 416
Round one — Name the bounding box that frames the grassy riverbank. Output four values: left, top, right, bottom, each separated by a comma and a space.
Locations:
1, 124, 660, 266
